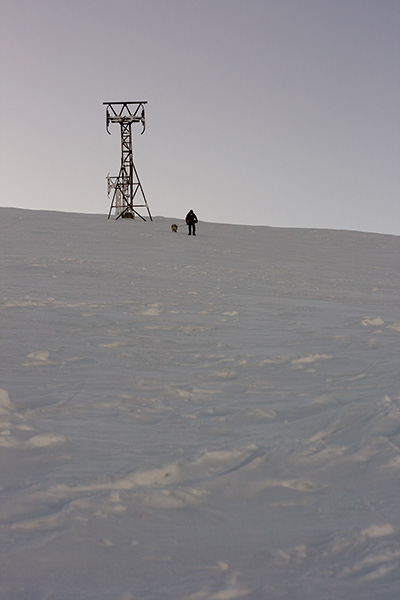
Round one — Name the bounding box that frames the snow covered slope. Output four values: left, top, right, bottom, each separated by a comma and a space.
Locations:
1, 207, 399, 599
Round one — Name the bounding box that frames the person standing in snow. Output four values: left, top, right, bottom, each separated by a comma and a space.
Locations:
185, 210, 198, 236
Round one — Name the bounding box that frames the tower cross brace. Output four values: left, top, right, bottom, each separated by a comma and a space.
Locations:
104, 101, 152, 221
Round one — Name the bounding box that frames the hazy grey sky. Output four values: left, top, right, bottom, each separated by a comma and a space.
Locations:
1, 0, 399, 234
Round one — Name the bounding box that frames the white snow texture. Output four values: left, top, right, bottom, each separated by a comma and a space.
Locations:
0, 208, 399, 600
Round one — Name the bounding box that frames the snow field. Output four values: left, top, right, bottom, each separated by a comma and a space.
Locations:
0, 208, 399, 599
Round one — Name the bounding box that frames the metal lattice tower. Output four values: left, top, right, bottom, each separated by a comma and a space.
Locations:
104, 101, 152, 221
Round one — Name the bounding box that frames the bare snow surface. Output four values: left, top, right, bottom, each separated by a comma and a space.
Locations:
1, 208, 399, 600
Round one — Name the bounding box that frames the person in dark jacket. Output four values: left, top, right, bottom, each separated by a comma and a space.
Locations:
185, 210, 198, 236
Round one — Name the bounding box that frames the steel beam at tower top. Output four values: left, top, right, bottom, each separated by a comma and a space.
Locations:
104, 101, 152, 221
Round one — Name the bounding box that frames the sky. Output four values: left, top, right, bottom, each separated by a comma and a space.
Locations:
1, 0, 399, 235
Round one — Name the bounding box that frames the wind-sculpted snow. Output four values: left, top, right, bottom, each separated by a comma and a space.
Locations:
0, 208, 399, 599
